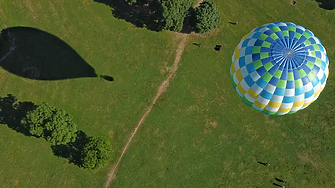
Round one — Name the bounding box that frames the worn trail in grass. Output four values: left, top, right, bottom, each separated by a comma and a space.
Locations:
105, 33, 188, 188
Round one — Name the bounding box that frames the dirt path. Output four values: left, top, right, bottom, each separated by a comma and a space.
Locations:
194, 0, 203, 7
104, 33, 188, 188
104, 1, 203, 186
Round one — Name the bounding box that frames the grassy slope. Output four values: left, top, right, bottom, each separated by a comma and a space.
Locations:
110, 0, 335, 188
0, 0, 335, 188
0, 0, 177, 187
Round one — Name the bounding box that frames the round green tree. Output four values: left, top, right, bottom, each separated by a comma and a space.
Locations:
22, 102, 77, 145
161, 0, 193, 32
81, 136, 113, 169
192, 0, 220, 33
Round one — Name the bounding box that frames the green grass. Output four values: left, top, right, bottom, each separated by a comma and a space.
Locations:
0, 0, 176, 187
0, 0, 335, 187
110, 0, 335, 187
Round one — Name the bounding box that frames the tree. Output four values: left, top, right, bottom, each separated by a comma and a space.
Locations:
51, 130, 89, 166
191, 0, 220, 33
22, 103, 77, 145
160, 0, 193, 32
123, 0, 151, 6
82, 136, 113, 169
125, 0, 138, 5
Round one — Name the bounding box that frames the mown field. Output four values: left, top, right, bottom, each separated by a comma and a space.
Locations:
0, 0, 335, 188
0, 0, 176, 187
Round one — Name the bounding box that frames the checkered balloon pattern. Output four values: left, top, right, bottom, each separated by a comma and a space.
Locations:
231, 22, 329, 115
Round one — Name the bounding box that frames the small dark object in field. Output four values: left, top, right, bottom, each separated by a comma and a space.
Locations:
100, 75, 114, 82
229, 21, 238, 25
292, 1, 297, 5
257, 161, 270, 166
193, 43, 201, 47
275, 178, 287, 184
214, 45, 222, 51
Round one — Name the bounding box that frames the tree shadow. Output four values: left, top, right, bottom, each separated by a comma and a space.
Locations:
180, 7, 194, 34
315, 0, 335, 10
273, 182, 284, 187
51, 130, 88, 166
93, 0, 163, 31
0, 94, 36, 136
0, 27, 100, 80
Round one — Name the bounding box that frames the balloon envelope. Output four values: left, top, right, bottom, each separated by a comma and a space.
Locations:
230, 22, 329, 115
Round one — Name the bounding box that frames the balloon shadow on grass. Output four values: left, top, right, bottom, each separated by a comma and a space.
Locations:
0, 27, 113, 81
315, 0, 335, 10
93, 0, 163, 32
0, 94, 36, 136
51, 130, 89, 166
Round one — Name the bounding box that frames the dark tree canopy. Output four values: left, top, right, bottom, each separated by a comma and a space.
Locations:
125, 0, 137, 5
22, 103, 77, 145
315, 0, 335, 10
192, 0, 220, 33
160, 0, 193, 32
82, 136, 113, 169
51, 130, 89, 167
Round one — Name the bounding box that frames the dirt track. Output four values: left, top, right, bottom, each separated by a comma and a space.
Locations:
104, 33, 188, 188
104, 1, 203, 187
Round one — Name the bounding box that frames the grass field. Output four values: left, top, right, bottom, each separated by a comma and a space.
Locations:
0, 0, 335, 187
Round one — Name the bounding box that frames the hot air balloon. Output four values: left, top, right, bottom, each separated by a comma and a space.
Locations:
230, 22, 329, 115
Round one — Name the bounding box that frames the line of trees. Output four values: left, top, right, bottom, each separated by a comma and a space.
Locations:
104, 0, 220, 33
161, 0, 221, 33
0, 95, 112, 170
22, 103, 78, 145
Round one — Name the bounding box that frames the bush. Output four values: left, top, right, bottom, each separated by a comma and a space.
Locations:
161, 0, 193, 32
82, 136, 113, 169
22, 103, 77, 145
191, 0, 220, 33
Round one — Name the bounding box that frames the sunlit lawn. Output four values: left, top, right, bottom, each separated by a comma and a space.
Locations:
0, 0, 334, 188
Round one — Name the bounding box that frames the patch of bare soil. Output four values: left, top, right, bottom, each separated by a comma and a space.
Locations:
194, 0, 203, 7
210, 121, 217, 128
297, 152, 318, 167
